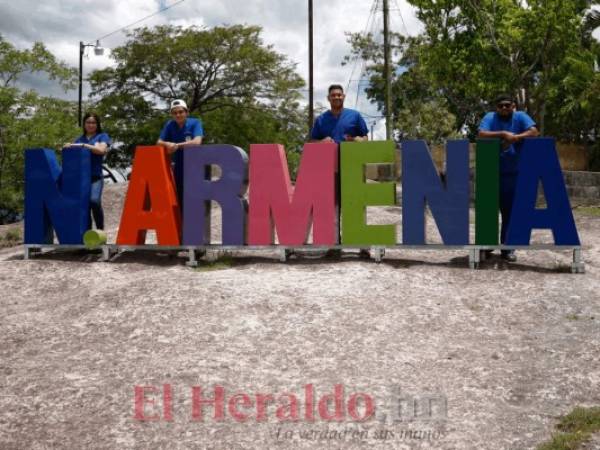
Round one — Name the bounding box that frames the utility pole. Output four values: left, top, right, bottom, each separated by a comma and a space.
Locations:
78, 41, 84, 127
308, 0, 314, 135
383, 0, 393, 140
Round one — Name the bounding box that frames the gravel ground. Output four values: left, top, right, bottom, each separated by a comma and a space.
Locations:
1, 183, 599, 450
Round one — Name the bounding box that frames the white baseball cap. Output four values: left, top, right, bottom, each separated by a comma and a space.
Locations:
170, 99, 188, 111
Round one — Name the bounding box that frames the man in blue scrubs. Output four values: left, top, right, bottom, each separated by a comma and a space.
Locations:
478, 94, 539, 262
311, 84, 369, 258
311, 84, 369, 144
157, 99, 204, 210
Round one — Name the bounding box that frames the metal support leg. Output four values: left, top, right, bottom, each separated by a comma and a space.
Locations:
101, 246, 111, 262
479, 248, 490, 262
373, 247, 384, 263
571, 248, 585, 274
280, 248, 288, 262
24, 246, 42, 260
469, 248, 480, 270
186, 249, 199, 268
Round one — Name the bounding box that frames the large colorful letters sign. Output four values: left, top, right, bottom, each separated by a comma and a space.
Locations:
24, 138, 580, 248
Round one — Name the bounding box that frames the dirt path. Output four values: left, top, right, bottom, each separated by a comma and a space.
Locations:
1, 183, 599, 449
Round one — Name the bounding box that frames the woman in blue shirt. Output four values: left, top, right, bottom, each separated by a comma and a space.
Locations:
64, 112, 112, 230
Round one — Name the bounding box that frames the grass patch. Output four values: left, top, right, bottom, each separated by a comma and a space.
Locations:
566, 314, 596, 322
0, 228, 21, 247
193, 254, 235, 272
537, 407, 600, 450
575, 207, 600, 217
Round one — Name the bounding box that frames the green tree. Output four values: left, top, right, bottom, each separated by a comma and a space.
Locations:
0, 37, 76, 90
0, 35, 77, 217
89, 24, 307, 167
346, 0, 600, 152
396, 99, 461, 145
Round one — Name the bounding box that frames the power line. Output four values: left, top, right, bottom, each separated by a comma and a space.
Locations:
391, 0, 410, 36
348, 0, 381, 110
353, 0, 411, 117
95, 0, 187, 42
345, 0, 379, 96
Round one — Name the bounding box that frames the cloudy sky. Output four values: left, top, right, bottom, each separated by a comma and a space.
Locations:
0, 0, 423, 138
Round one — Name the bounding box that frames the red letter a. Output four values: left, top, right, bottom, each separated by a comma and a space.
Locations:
117, 146, 181, 245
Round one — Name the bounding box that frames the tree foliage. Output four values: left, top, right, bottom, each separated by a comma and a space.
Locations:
0, 37, 76, 90
396, 99, 461, 145
89, 24, 307, 167
0, 35, 78, 219
90, 24, 303, 112
346, 0, 600, 163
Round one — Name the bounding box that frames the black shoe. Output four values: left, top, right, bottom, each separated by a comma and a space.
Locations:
501, 251, 517, 262
358, 249, 371, 259
325, 249, 342, 258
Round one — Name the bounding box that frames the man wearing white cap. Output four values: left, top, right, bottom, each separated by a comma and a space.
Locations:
157, 99, 204, 209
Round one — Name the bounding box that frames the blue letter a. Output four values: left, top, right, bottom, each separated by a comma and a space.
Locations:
506, 138, 580, 245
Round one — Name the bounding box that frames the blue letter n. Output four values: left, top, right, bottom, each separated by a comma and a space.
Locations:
25, 148, 91, 245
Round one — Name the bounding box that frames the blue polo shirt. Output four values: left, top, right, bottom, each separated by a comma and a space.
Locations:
159, 117, 204, 171
311, 108, 369, 144
74, 132, 112, 178
479, 111, 536, 174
